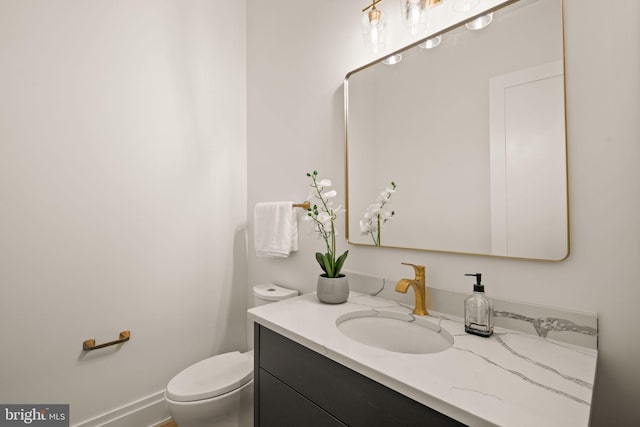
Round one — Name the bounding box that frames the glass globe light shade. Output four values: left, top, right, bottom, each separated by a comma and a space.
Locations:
465, 12, 493, 30
382, 54, 403, 65
419, 35, 442, 49
361, 7, 387, 54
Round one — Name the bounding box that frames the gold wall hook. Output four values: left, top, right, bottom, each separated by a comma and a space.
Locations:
83, 330, 130, 351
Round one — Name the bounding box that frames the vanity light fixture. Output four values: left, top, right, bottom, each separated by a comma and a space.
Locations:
382, 53, 403, 65
400, 0, 424, 36
399, 0, 443, 35
361, 0, 444, 53
465, 12, 493, 30
451, 0, 480, 13
361, 0, 488, 54
361, 0, 387, 54
419, 35, 442, 49
399, 0, 424, 35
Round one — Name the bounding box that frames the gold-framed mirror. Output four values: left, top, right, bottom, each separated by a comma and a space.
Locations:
345, 0, 568, 260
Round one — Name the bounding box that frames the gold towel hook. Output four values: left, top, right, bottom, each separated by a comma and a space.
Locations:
293, 201, 311, 210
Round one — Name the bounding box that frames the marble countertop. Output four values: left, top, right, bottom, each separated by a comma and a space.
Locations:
247, 292, 597, 427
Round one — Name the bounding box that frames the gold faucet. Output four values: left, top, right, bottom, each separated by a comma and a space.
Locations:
395, 262, 427, 315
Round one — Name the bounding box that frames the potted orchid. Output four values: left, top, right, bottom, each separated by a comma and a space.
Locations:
305, 170, 349, 303
359, 181, 396, 246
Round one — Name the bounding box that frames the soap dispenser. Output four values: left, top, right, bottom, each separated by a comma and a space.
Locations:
464, 273, 493, 337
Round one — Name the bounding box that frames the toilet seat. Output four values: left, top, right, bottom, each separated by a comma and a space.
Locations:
166, 351, 253, 402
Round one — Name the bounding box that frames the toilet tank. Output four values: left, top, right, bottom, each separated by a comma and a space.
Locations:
253, 283, 298, 307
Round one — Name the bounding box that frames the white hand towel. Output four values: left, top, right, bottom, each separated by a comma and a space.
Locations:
254, 201, 298, 258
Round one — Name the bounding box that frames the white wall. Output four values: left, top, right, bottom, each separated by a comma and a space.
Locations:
0, 0, 247, 424
247, 0, 640, 425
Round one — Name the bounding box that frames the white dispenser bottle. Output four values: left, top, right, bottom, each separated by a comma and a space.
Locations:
464, 273, 493, 337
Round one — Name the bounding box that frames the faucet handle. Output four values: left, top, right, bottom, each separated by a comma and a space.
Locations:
401, 262, 425, 279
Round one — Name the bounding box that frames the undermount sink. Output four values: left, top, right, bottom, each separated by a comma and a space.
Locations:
336, 310, 453, 354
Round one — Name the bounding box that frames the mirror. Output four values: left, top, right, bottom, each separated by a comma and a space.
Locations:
345, 0, 568, 260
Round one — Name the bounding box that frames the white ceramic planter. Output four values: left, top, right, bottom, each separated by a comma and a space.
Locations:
316, 274, 349, 304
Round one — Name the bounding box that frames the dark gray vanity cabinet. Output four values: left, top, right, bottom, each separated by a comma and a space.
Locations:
254, 324, 464, 427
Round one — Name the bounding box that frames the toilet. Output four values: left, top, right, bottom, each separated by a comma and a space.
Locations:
165, 284, 298, 427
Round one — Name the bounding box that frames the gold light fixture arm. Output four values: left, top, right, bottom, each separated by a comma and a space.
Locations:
362, 0, 384, 13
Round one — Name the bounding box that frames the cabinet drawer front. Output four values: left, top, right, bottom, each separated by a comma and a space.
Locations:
258, 325, 463, 427
259, 369, 347, 427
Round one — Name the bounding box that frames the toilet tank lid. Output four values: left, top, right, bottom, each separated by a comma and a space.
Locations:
253, 283, 298, 301
166, 351, 253, 402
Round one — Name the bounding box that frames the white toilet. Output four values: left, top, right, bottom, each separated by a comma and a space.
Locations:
165, 284, 298, 427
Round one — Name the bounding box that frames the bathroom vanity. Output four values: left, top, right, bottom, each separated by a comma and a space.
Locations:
255, 324, 462, 427
248, 292, 597, 427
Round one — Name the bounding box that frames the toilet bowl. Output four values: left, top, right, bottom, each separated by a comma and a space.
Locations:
165, 284, 298, 427
165, 351, 254, 427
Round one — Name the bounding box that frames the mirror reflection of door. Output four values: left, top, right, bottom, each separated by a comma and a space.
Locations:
489, 61, 567, 259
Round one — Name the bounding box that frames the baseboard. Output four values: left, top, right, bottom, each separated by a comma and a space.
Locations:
74, 391, 170, 427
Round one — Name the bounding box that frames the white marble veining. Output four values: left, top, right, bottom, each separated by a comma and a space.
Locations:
248, 292, 597, 427
345, 270, 599, 349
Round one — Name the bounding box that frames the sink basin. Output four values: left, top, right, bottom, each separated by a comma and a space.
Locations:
336, 310, 453, 354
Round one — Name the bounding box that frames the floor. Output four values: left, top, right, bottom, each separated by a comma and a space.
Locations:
158, 421, 177, 427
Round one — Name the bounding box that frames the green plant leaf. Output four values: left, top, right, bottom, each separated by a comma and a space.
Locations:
315, 252, 328, 274
334, 250, 349, 277
321, 253, 335, 277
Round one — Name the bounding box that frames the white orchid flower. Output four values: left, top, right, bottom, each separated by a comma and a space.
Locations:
360, 181, 397, 246
381, 211, 394, 221
360, 219, 377, 234
377, 192, 392, 203
367, 203, 381, 214
305, 170, 350, 278
316, 212, 332, 224
323, 190, 337, 199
